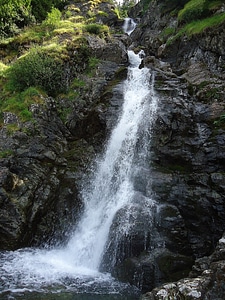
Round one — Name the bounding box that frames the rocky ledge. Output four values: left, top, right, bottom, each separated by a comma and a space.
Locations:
142, 233, 225, 299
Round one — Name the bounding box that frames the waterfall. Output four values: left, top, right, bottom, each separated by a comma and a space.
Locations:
0, 50, 158, 297
123, 18, 136, 35
65, 50, 157, 271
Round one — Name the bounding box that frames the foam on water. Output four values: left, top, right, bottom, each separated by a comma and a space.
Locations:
0, 50, 157, 298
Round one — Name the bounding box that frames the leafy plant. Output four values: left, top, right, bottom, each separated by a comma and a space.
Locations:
0, 0, 34, 38
178, 0, 209, 23
184, 12, 225, 35
6, 47, 66, 96
167, 11, 225, 45
42, 7, 62, 31
214, 114, 225, 127
84, 23, 109, 36
30, 0, 67, 22
0, 149, 14, 158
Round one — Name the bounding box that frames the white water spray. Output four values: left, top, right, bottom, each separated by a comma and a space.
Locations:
0, 50, 158, 296
123, 18, 136, 35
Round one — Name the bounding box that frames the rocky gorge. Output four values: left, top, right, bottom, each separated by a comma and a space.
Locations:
0, 0, 225, 299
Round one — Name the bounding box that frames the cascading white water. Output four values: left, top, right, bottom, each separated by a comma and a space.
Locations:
0, 50, 158, 298
123, 18, 136, 35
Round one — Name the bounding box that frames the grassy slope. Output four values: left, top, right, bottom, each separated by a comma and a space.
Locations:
0, 1, 116, 127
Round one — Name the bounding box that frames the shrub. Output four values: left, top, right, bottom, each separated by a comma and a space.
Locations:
42, 7, 62, 31
31, 0, 67, 22
184, 12, 225, 35
0, 0, 34, 38
84, 23, 109, 35
6, 47, 66, 96
178, 0, 209, 23
0, 149, 14, 158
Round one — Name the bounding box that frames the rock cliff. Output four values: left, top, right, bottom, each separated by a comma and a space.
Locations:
129, 0, 225, 298
0, 0, 225, 299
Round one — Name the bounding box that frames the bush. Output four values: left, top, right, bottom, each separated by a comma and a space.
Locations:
84, 23, 109, 35
178, 0, 209, 23
6, 47, 66, 96
42, 7, 62, 31
31, 0, 67, 22
0, 0, 34, 38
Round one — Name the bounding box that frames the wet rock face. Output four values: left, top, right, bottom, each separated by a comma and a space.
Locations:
0, 111, 84, 249
0, 0, 224, 296
141, 233, 225, 300
0, 32, 128, 250
151, 70, 225, 257
100, 56, 225, 293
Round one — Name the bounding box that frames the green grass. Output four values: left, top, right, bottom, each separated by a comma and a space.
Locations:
0, 62, 8, 74
214, 114, 225, 127
184, 12, 225, 35
167, 12, 225, 45
0, 87, 45, 123
84, 23, 109, 36
0, 149, 14, 158
0, 0, 116, 126
178, 0, 224, 23
160, 27, 176, 41
178, 0, 208, 23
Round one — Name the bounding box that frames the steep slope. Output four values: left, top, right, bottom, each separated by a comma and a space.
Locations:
0, 0, 128, 249
0, 0, 225, 298
127, 0, 225, 298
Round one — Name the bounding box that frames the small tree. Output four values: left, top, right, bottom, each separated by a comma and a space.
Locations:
6, 47, 66, 96
0, 0, 33, 37
31, 0, 67, 22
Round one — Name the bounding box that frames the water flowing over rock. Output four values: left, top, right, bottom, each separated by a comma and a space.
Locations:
0, 0, 225, 299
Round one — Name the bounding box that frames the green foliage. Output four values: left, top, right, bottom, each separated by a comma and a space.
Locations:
0, 86, 44, 123
184, 12, 225, 34
0, 149, 14, 158
31, 0, 67, 22
84, 23, 109, 35
2, 94, 33, 122
71, 79, 86, 88
115, 0, 136, 17
0, 62, 8, 74
6, 47, 66, 96
160, 27, 176, 41
0, 0, 34, 38
85, 56, 99, 77
142, 0, 153, 12
168, 11, 225, 44
42, 7, 62, 30
214, 114, 225, 127
155, 0, 189, 15
88, 57, 99, 69
178, 0, 209, 23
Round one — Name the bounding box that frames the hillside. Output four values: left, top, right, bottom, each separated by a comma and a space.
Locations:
0, 0, 225, 299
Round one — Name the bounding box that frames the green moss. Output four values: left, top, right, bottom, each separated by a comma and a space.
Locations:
0, 87, 45, 124
5, 124, 20, 135
143, 0, 152, 12
160, 27, 176, 42
58, 107, 73, 123
167, 11, 225, 46
178, 0, 224, 24
157, 254, 193, 282
84, 23, 109, 36
184, 12, 225, 35
214, 114, 225, 128
0, 149, 14, 158
178, 0, 208, 23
